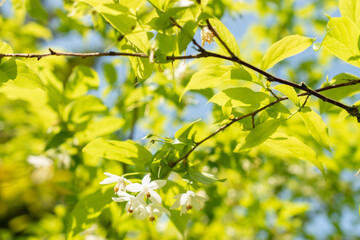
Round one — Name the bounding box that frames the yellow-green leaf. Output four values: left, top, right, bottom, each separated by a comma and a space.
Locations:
0, 59, 44, 89
208, 17, 241, 57
264, 132, 325, 177
274, 84, 300, 106
25, 0, 48, 23
235, 119, 284, 151
0, 40, 13, 63
323, 17, 360, 68
66, 187, 113, 240
299, 107, 331, 151
181, 65, 252, 99
209, 87, 271, 110
83, 138, 153, 166
81, 0, 137, 34
261, 35, 315, 71
340, 0, 360, 25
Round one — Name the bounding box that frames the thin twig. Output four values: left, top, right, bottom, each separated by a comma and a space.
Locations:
170, 17, 205, 53
169, 80, 360, 168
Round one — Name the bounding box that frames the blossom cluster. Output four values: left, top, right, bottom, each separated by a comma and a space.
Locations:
100, 172, 206, 221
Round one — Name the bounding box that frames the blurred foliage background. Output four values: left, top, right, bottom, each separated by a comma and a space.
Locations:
1, 0, 360, 239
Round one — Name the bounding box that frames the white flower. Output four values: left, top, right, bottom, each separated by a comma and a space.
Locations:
170, 190, 207, 215
135, 203, 171, 222
126, 174, 166, 203
99, 172, 131, 193
28, 155, 53, 168
112, 191, 144, 213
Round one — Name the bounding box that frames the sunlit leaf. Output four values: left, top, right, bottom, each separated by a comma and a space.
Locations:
81, 0, 136, 33
319, 73, 360, 113
299, 107, 331, 151
66, 187, 114, 239
274, 84, 300, 106
322, 17, 360, 68
83, 138, 153, 165
178, 20, 198, 54
181, 65, 252, 99
175, 119, 201, 143
0, 59, 44, 89
188, 167, 225, 184
67, 95, 107, 123
264, 132, 325, 177
261, 35, 315, 70
235, 118, 284, 151
209, 87, 271, 110
65, 65, 100, 99
0, 40, 12, 63
339, 0, 360, 25
208, 17, 241, 57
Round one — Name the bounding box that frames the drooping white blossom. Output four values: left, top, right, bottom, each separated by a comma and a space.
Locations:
99, 172, 131, 193
112, 191, 144, 213
170, 190, 207, 215
126, 174, 166, 203
135, 203, 171, 222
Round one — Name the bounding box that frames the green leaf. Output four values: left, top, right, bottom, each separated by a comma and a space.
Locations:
264, 132, 325, 177
66, 187, 114, 239
319, 73, 360, 112
82, 116, 125, 139
188, 167, 225, 184
260, 35, 315, 71
0, 59, 44, 89
299, 107, 331, 151
103, 63, 117, 85
339, 0, 360, 25
181, 65, 252, 99
222, 99, 232, 117
83, 138, 153, 166
208, 17, 241, 57
25, 0, 48, 23
0, 40, 12, 63
67, 96, 107, 123
170, 210, 190, 235
322, 17, 360, 68
209, 87, 271, 110
45, 131, 73, 150
178, 20, 198, 54
175, 119, 201, 143
274, 84, 300, 106
235, 119, 284, 151
81, 0, 136, 34
148, 0, 166, 10
65, 65, 100, 99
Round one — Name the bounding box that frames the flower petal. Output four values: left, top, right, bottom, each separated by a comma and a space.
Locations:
126, 183, 143, 192
157, 205, 171, 216
117, 191, 132, 198
180, 194, 188, 206
173, 194, 182, 199
112, 197, 128, 202
170, 199, 181, 209
99, 178, 117, 184
180, 205, 187, 215
142, 174, 151, 186
148, 180, 166, 189
149, 190, 162, 204
123, 177, 132, 184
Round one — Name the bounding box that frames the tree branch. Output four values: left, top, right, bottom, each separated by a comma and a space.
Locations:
169, 80, 360, 168
204, 21, 360, 122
